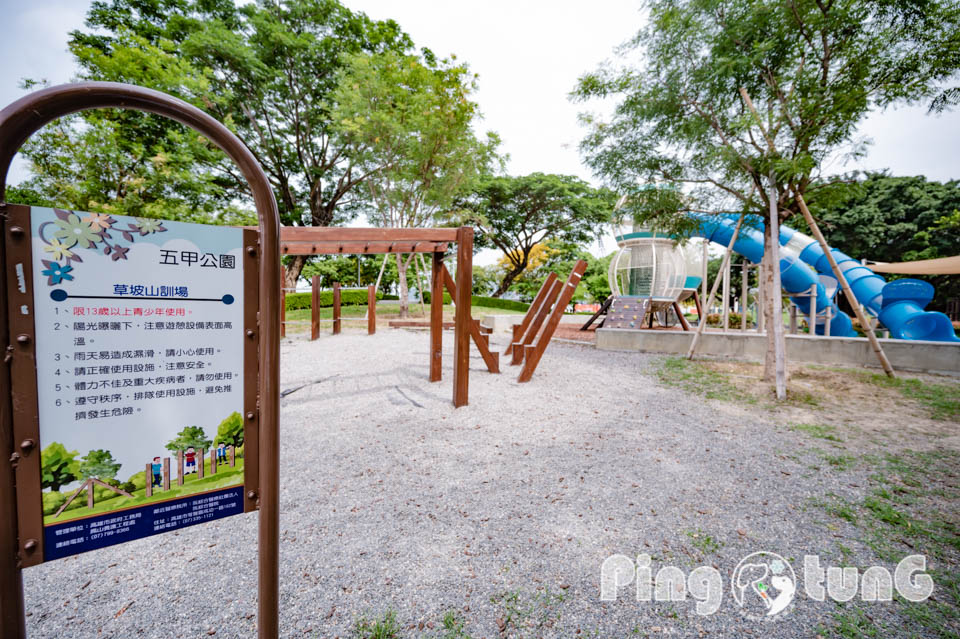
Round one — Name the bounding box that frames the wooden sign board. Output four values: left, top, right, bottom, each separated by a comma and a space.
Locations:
4, 205, 260, 566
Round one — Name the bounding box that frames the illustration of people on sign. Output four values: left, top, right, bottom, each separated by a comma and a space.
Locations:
217, 442, 227, 465
152, 456, 163, 489
184, 447, 197, 474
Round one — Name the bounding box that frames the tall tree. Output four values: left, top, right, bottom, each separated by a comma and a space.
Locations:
573, 0, 960, 385
332, 50, 499, 317
41, 442, 81, 492
451, 173, 614, 297
60, 0, 415, 285
165, 426, 213, 454
78, 449, 122, 481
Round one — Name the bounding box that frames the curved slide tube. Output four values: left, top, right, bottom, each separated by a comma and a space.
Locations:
690, 214, 856, 337
779, 226, 959, 342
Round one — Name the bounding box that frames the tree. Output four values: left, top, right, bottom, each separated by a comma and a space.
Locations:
41, 442, 81, 492
78, 449, 121, 481
451, 173, 614, 297
332, 50, 499, 317
166, 426, 213, 454
806, 173, 960, 308
62, 0, 415, 285
574, 0, 960, 386
214, 412, 244, 448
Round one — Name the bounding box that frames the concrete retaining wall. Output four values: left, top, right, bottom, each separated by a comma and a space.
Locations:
596, 328, 960, 376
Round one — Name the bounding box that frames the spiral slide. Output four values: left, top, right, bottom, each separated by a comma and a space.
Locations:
691, 213, 856, 337
779, 227, 959, 342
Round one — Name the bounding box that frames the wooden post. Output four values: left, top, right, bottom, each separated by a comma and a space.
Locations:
367, 284, 376, 335
453, 227, 473, 407
211, 448, 217, 474
673, 302, 692, 331
757, 262, 765, 334
518, 260, 588, 383
789, 304, 798, 334
741, 263, 749, 331
766, 172, 787, 400
178, 450, 184, 487
430, 252, 444, 382
197, 448, 205, 479
311, 275, 320, 340
693, 289, 704, 325
824, 305, 832, 337
280, 273, 286, 338
332, 282, 341, 335
145, 463, 153, 498
688, 212, 747, 358
505, 273, 558, 356
511, 324, 525, 365
808, 284, 817, 336
701, 239, 708, 306
87, 480, 94, 509
229, 445, 235, 467
513, 279, 561, 366
163, 457, 170, 491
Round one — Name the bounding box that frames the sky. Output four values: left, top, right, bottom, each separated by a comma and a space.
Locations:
1, 0, 959, 262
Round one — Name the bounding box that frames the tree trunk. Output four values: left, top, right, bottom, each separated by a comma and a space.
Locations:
284, 255, 308, 291
493, 260, 528, 298
395, 253, 416, 319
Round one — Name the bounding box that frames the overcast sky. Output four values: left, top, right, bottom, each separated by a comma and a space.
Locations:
2, 0, 958, 260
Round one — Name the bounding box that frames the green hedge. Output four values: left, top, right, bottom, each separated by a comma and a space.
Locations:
472, 295, 529, 312
285, 289, 383, 310
421, 291, 453, 305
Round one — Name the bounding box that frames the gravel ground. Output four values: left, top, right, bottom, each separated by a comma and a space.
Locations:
23, 328, 950, 638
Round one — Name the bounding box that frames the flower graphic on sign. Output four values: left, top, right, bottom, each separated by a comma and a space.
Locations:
52, 213, 101, 249
40, 260, 74, 285
37, 208, 168, 284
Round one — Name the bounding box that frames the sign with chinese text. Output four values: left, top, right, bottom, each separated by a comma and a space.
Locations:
4, 206, 259, 565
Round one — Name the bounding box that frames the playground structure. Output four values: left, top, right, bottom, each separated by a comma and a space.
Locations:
279, 281, 378, 338
274, 225, 499, 407
590, 204, 959, 343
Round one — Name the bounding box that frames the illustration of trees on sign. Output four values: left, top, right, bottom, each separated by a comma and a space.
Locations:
41, 442, 80, 492
54, 449, 131, 518
166, 426, 213, 454
214, 412, 243, 448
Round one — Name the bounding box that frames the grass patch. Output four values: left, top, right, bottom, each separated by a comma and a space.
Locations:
655, 357, 753, 402
353, 610, 401, 639
685, 528, 723, 555
821, 453, 857, 471
490, 587, 567, 638
859, 372, 960, 421
791, 423, 844, 442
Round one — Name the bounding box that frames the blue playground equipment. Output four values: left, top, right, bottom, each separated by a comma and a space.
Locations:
689, 213, 958, 342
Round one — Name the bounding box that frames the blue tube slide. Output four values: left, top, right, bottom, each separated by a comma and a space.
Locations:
689, 213, 856, 336
780, 226, 959, 342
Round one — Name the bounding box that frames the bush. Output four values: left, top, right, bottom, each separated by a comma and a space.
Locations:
381, 294, 399, 300
285, 289, 383, 310
421, 291, 453, 305
705, 312, 751, 327
42, 491, 66, 516
472, 295, 529, 312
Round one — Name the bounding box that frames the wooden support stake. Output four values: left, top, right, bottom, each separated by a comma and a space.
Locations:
197, 448, 205, 480
505, 272, 559, 355
673, 302, 692, 331
580, 295, 612, 331
808, 284, 817, 336
470, 320, 500, 373
163, 457, 170, 491
145, 463, 153, 498
453, 228, 473, 407
211, 448, 217, 475
518, 260, 588, 383
693, 289, 704, 325
311, 276, 320, 340
230, 445, 235, 467
430, 252, 444, 382
510, 324, 525, 365
367, 284, 376, 335
177, 450, 184, 487
332, 282, 341, 335
741, 263, 749, 331
512, 279, 561, 366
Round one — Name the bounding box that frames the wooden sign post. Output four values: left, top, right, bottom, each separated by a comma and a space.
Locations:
0, 82, 280, 639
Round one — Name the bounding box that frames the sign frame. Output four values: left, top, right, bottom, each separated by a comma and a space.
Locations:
0, 82, 281, 639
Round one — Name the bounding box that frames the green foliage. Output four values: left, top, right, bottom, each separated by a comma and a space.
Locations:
214, 412, 244, 448
448, 173, 614, 296
78, 449, 121, 480
471, 264, 502, 296
859, 372, 960, 421
352, 609, 401, 639
798, 173, 960, 307
284, 289, 383, 310
421, 292, 453, 305
42, 491, 67, 516
40, 442, 81, 492
656, 357, 752, 403
165, 425, 212, 454
471, 295, 528, 312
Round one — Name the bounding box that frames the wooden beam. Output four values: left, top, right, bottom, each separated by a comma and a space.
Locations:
580, 294, 612, 331
280, 241, 448, 255
504, 272, 558, 356
673, 302, 692, 331
512, 279, 561, 366
470, 320, 499, 373
277, 227, 459, 242
518, 260, 588, 383
430, 252, 444, 382
453, 227, 473, 407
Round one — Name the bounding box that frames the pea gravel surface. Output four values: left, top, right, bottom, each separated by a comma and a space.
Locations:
22, 329, 946, 638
